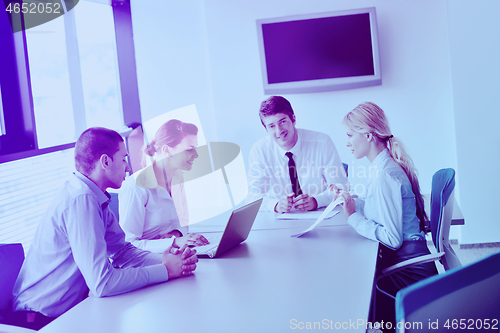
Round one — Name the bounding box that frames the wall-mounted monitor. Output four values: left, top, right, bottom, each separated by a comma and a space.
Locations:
256, 7, 381, 94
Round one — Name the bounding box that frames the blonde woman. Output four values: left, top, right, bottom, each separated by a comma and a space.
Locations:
332, 102, 437, 328
119, 119, 209, 253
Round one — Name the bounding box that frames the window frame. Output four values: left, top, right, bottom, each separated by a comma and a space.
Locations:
0, 84, 6, 136
0, 0, 141, 164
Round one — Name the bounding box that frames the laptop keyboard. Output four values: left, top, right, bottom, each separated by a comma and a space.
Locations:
196, 233, 222, 254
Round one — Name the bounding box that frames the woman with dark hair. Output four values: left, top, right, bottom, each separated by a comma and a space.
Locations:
331, 102, 437, 329
119, 119, 209, 253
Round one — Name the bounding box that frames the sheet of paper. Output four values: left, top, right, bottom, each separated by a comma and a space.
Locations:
291, 197, 344, 237
276, 209, 339, 220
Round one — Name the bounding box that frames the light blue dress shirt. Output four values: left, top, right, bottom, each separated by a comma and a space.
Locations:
347, 149, 425, 250
13, 172, 169, 317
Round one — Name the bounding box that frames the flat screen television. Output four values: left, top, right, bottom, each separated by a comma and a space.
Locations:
256, 7, 381, 94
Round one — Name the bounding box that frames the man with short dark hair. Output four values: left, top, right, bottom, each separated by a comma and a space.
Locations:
12, 127, 197, 330
248, 96, 347, 213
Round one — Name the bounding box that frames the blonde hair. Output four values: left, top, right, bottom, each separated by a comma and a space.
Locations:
343, 102, 428, 231
141, 119, 198, 167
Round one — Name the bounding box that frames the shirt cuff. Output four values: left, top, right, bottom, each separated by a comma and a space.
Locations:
267, 199, 279, 212
347, 211, 365, 229
314, 193, 333, 209
142, 252, 163, 267
134, 238, 175, 254
145, 264, 169, 284
354, 198, 365, 215
177, 226, 188, 236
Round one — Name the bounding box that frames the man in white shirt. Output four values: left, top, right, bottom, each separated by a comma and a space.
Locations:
247, 96, 347, 213
12, 127, 197, 330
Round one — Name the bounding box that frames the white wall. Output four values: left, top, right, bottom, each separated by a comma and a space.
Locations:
204, 0, 456, 195
447, 0, 500, 244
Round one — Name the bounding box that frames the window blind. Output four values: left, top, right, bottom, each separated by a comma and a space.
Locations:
0, 149, 74, 253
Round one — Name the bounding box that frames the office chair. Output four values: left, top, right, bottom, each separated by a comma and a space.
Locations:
428, 168, 461, 270
108, 192, 120, 220
342, 163, 348, 177
372, 169, 461, 323
378, 168, 461, 283
125, 124, 145, 174
395, 252, 500, 333
0, 244, 35, 332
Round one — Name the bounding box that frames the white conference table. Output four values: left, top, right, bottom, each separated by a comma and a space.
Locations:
40, 208, 378, 333
189, 206, 350, 233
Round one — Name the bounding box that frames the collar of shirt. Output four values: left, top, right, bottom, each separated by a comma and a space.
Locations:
131, 163, 180, 199
73, 171, 111, 209
371, 148, 391, 167
275, 128, 303, 160
369, 148, 391, 179
133, 164, 162, 190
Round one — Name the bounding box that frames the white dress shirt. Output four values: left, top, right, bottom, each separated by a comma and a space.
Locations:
247, 128, 348, 211
13, 172, 169, 317
119, 166, 188, 253
347, 149, 425, 250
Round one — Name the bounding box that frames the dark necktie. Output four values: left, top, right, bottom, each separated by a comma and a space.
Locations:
285, 152, 302, 197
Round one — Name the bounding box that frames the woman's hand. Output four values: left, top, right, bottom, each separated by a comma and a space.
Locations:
327, 183, 341, 201
340, 191, 356, 219
173, 233, 210, 248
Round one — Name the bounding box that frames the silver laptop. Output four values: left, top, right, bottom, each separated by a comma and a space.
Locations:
196, 199, 262, 258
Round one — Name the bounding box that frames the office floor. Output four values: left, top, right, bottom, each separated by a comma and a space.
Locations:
432, 241, 500, 273
453, 242, 500, 265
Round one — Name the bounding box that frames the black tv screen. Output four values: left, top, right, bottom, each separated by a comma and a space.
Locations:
256, 8, 381, 94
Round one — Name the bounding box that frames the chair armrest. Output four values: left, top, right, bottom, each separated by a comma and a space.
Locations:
381, 252, 444, 276
0, 323, 37, 333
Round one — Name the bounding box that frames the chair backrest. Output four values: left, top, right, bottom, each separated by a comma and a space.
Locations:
0, 244, 24, 320
125, 124, 145, 174
108, 192, 120, 220
342, 163, 348, 177
395, 252, 500, 333
439, 189, 461, 270
429, 169, 461, 269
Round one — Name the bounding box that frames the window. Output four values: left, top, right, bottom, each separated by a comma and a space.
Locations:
75, 1, 124, 131
0, 8, 37, 158
26, 15, 75, 148
26, 0, 127, 149
0, 0, 141, 252
0, 0, 141, 161
0, 150, 74, 251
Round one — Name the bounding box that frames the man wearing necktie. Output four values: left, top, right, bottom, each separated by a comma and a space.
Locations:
247, 96, 347, 213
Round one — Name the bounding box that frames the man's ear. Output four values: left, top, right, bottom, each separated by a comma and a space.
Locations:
99, 154, 110, 170
291, 114, 296, 124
